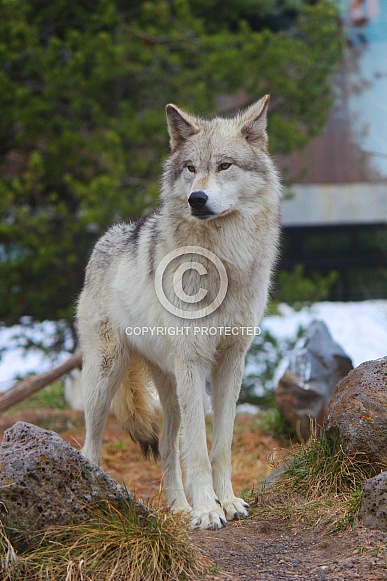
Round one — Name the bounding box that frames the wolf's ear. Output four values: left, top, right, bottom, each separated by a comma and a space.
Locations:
240, 95, 270, 146
166, 104, 200, 151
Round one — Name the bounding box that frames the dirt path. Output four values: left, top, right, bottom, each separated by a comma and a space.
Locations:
1, 409, 386, 580
194, 518, 387, 580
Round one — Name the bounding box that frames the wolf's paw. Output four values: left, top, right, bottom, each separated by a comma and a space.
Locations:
170, 501, 193, 515
190, 503, 227, 530
222, 497, 250, 521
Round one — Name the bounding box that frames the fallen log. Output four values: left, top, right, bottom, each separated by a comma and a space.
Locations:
0, 352, 82, 413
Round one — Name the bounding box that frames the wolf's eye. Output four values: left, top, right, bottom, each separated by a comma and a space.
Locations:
187, 165, 196, 173
219, 162, 232, 171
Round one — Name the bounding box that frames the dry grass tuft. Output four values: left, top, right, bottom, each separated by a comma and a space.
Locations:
254, 426, 386, 532
0, 497, 211, 581
0, 523, 21, 580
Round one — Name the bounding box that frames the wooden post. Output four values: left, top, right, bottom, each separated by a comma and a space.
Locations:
0, 352, 82, 413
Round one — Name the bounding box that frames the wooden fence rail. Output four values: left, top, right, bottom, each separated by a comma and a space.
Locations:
0, 352, 82, 414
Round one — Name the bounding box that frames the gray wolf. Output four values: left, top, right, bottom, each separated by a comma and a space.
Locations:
77, 96, 281, 529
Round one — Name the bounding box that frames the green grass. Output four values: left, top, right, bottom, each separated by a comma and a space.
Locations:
0, 497, 211, 581
254, 428, 386, 532
4, 381, 68, 415
255, 407, 296, 441
33, 381, 68, 409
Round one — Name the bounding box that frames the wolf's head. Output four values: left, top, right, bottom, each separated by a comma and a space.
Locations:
162, 96, 279, 221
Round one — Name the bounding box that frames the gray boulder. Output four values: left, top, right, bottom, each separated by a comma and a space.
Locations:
0, 422, 141, 540
358, 472, 387, 531
326, 357, 387, 466
275, 320, 353, 439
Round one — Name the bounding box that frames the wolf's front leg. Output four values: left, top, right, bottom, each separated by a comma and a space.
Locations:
210, 346, 250, 521
175, 359, 227, 530
149, 366, 191, 514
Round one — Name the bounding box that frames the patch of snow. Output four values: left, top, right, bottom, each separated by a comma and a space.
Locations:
236, 402, 261, 415
241, 300, 387, 413
263, 300, 387, 368
0, 319, 74, 392
0, 301, 386, 397
63, 368, 84, 411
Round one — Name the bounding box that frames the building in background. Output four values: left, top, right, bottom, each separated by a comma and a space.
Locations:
278, 0, 387, 300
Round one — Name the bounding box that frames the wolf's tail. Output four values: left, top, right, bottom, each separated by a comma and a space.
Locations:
111, 356, 160, 461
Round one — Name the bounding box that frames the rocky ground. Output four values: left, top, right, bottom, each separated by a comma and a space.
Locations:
1, 408, 386, 580
195, 518, 387, 580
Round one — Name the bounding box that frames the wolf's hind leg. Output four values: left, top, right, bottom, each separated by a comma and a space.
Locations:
81, 321, 127, 466
150, 366, 191, 513
210, 346, 250, 521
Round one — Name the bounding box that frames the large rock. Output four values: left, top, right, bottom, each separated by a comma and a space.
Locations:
359, 472, 387, 531
0, 422, 140, 539
326, 357, 387, 466
358, 472, 387, 531
275, 320, 353, 439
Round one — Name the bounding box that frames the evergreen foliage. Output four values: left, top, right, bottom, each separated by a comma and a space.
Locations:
0, 0, 341, 323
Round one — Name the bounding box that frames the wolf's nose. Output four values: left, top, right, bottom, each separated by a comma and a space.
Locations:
188, 191, 208, 209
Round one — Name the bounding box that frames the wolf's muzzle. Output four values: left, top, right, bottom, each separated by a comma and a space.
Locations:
188, 190, 215, 218
188, 190, 208, 209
